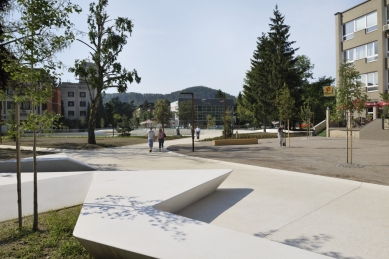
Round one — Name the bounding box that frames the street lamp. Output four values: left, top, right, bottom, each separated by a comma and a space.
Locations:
180, 92, 194, 152
220, 100, 226, 139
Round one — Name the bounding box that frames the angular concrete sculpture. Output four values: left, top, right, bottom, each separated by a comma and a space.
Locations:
0, 154, 95, 222
0, 153, 96, 172
73, 169, 331, 259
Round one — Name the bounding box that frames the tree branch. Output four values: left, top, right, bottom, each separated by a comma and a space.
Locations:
76, 39, 97, 52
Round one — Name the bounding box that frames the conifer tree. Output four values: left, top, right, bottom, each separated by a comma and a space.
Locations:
241, 33, 274, 132
267, 5, 302, 126
241, 5, 303, 131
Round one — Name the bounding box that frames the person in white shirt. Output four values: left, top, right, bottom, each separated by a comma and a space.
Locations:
146, 127, 155, 153
195, 126, 200, 140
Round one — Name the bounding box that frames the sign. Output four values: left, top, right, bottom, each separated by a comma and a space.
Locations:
323, 86, 335, 97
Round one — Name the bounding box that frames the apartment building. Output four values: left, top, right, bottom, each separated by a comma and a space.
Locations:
335, 0, 389, 117
59, 81, 94, 120
1, 87, 61, 121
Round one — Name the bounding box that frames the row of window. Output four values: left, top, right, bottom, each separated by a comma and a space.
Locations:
68, 111, 86, 117
68, 101, 86, 107
343, 41, 378, 63
68, 92, 86, 98
343, 11, 377, 41
358, 71, 378, 92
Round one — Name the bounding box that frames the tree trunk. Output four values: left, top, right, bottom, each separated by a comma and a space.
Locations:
16, 102, 22, 228
88, 100, 97, 144
262, 116, 266, 133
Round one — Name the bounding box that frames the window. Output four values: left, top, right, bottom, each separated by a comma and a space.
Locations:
355, 16, 365, 32
80, 101, 86, 107
359, 71, 378, 92
80, 111, 86, 117
80, 92, 86, 98
387, 6, 389, 24
366, 11, 377, 32
343, 11, 377, 41
20, 101, 31, 110
6, 102, 15, 109
68, 92, 74, 97
366, 41, 378, 62
343, 41, 378, 63
343, 21, 354, 40
68, 101, 74, 107
356, 45, 366, 60
68, 111, 74, 117
359, 74, 367, 88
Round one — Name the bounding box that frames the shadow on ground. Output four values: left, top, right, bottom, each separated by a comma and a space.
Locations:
175, 188, 253, 223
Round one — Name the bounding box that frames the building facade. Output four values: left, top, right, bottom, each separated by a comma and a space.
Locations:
335, 0, 389, 117
1, 87, 61, 123
59, 82, 95, 120
170, 98, 234, 128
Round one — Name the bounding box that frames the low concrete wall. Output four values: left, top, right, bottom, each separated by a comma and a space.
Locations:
329, 129, 360, 139
212, 138, 258, 146
360, 119, 389, 141
313, 120, 326, 136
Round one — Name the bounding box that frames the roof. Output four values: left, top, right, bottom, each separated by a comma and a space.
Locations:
334, 0, 370, 15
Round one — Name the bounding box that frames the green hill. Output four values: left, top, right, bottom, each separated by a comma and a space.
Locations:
103, 86, 236, 106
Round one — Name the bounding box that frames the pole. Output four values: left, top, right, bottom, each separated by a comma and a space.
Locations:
191, 94, 194, 152
326, 107, 330, 138
350, 114, 353, 164
346, 110, 349, 164
223, 101, 226, 139
16, 102, 22, 228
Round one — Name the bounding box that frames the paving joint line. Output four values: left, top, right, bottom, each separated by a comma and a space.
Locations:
263, 182, 364, 238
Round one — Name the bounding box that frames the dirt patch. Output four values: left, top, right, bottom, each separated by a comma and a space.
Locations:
168, 137, 389, 186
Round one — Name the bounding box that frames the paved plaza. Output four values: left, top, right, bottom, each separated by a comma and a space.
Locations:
1, 131, 388, 258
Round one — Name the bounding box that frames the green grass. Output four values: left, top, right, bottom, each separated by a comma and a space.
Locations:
0, 205, 92, 259
316, 129, 327, 137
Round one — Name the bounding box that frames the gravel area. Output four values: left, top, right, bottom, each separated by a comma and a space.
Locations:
168, 137, 389, 186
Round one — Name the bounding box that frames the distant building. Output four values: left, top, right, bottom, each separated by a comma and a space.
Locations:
171, 98, 234, 128
1, 86, 61, 123
59, 81, 95, 120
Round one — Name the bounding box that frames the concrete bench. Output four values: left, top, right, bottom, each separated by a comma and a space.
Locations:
212, 138, 258, 146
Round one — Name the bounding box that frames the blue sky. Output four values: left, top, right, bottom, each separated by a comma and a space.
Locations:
57, 0, 363, 96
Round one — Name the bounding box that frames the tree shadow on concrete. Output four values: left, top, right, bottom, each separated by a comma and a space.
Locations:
282, 234, 365, 259
175, 188, 253, 223
253, 230, 278, 238
80, 195, 201, 241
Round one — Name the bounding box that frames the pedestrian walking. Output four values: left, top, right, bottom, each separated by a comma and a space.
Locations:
146, 127, 155, 153
278, 125, 284, 147
158, 128, 166, 152
195, 126, 201, 140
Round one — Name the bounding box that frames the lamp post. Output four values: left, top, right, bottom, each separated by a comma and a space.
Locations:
221, 100, 226, 139
181, 92, 194, 152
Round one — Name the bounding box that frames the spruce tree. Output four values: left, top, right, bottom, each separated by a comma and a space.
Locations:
267, 5, 302, 127
242, 33, 274, 131
241, 5, 304, 131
